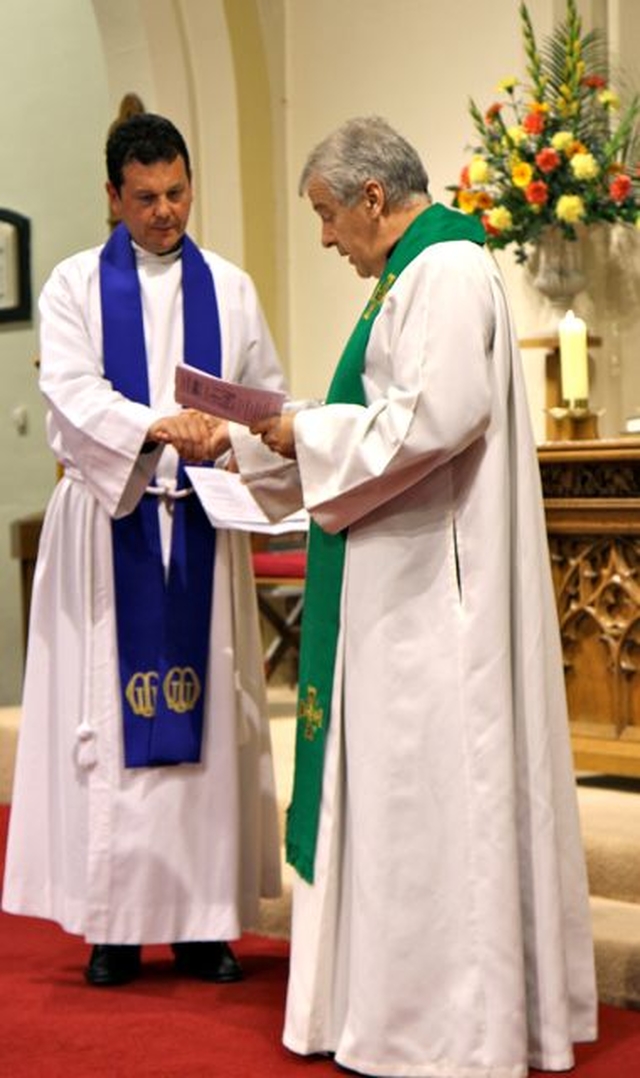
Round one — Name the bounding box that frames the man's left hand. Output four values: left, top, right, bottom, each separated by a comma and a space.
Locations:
250, 414, 297, 459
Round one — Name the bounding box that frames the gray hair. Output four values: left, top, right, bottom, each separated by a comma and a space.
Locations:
298, 116, 430, 208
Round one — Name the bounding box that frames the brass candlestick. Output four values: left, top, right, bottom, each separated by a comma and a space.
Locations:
546, 402, 602, 441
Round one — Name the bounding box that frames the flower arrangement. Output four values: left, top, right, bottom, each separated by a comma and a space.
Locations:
450, 0, 640, 262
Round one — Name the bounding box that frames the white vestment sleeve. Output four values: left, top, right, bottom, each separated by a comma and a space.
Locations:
39, 256, 166, 518
230, 422, 304, 520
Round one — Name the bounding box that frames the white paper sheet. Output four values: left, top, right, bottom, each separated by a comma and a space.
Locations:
186, 466, 309, 534
175, 364, 286, 425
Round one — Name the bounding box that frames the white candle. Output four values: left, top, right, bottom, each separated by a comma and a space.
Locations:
559, 309, 589, 404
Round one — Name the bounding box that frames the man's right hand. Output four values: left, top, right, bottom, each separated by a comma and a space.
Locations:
147, 410, 229, 462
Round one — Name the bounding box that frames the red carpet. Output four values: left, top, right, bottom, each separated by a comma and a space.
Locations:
1, 805, 639, 1077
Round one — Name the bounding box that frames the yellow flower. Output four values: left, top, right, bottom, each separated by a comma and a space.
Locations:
555, 194, 586, 223
457, 189, 480, 214
487, 206, 513, 231
468, 155, 491, 185
635, 215, 640, 230
570, 152, 599, 180
497, 76, 518, 93
551, 130, 574, 153
506, 125, 527, 146
511, 161, 533, 187
599, 89, 620, 110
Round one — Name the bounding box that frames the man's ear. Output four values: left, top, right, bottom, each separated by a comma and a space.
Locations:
105, 180, 120, 215
363, 179, 385, 218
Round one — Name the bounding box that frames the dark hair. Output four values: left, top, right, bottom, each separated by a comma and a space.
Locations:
106, 113, 192, 192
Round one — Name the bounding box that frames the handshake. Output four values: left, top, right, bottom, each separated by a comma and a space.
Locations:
146, 410, 232, 463
147, 408, 298, 463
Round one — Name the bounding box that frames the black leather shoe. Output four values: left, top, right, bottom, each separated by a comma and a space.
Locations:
84, 944, 141, 986
172, 941, 244, 983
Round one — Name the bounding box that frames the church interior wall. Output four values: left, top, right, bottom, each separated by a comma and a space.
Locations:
0, 0, 111, 706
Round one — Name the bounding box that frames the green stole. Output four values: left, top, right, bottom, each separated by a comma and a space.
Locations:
286, 203, 486, 883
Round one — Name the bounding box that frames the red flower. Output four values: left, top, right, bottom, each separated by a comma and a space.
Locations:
582, 75, 607, 90
485, 103, 502, 123
481, 215, 500, 237
609, 173, 632, 203
459, 165, 470, 188
535, 147, 560, 174
525, 180, 549, 205
523, 111, 546, 135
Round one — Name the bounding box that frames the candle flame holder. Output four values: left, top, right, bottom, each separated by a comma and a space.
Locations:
546, 403, 604, 441
519, 333, 603, 443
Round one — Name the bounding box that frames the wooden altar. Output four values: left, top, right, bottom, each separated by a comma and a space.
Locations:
538, 438, 640, 776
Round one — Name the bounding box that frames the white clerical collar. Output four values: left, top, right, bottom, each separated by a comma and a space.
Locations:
132, 240, 182, 267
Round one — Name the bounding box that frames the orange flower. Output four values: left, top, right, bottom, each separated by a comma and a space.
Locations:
566, 140, 588, 158
525, 180, 549, 205
476, 191, 494, 210
609, 174, 632, 203
535, 147, 560, 173
523, 111, 546, 135
485, 103, 502, 123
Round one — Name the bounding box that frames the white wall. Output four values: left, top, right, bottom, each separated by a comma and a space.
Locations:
0, 0, 110, 703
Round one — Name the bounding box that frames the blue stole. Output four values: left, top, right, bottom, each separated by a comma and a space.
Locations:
100, 223, 220, 767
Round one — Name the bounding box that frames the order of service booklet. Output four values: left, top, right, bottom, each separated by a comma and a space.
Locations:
175, 363, 286, 426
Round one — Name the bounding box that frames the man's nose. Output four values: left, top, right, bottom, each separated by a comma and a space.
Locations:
153, 196, 171, 217
321, 223, 336, 248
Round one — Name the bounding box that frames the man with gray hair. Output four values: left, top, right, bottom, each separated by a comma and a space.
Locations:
238, 115, 597, 1077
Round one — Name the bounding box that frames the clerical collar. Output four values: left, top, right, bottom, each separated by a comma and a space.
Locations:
132, 239, 183, 266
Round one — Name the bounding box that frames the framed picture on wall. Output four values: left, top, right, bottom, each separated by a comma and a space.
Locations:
0, 208, 32, 323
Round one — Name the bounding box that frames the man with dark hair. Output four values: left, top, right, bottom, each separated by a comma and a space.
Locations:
106, 111, 192, 192
237, 116, 597, 1077
2, 113, 284, 988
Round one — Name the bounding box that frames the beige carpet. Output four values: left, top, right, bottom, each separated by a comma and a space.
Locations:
578, 778, 640, 1009
256, 690, 296, 938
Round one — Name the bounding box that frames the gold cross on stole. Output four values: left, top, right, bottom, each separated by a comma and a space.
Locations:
298, 685, 324, 741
